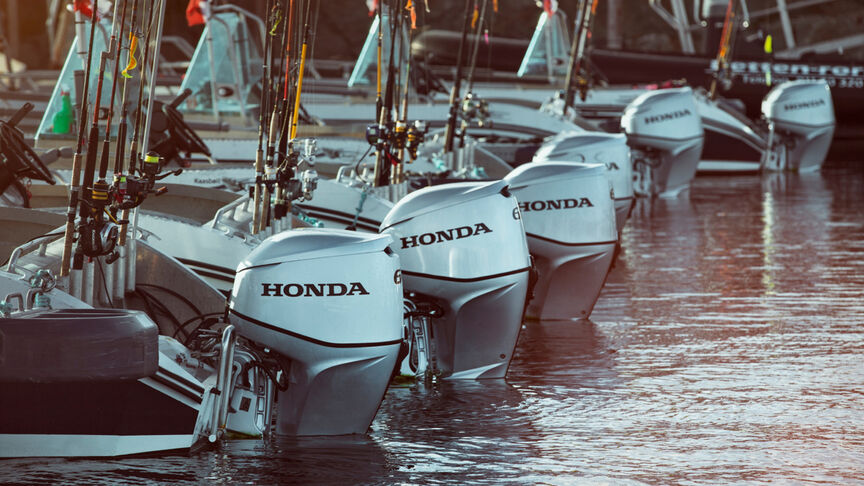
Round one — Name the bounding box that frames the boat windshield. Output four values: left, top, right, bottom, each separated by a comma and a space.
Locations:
178, 11, 264, 118
517, 11, 570, 80
35, 18, 137, 142
347, 9, 410, 88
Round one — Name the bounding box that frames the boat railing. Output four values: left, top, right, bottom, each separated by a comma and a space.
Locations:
211, 197, 251, 231
209, 324, 237, 442
211, 5, 266, 49
4, 233, 61, 277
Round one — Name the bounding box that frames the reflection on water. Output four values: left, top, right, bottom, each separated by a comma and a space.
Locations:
3, 167, 863, 484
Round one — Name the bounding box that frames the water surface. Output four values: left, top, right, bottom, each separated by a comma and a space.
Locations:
4, 166, 863, 484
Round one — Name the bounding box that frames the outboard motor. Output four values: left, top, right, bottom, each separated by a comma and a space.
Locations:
761, 80, 835, 172
621, 87, 704, 197
532, 132, 634, 234
504, 162, 617, 321
381, 180, 531, 379
229, 229, 403, 435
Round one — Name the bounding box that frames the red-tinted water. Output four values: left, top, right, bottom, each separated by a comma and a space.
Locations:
4, 168, 863, 484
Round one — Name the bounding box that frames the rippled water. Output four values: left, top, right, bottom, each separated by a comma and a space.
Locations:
4, 165, 864, 485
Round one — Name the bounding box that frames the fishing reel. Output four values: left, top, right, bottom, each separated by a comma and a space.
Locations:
405, 120, 427, 161
110, 152, 177, 211
365, 123, 388, 149
300, 169, 318, 201
74, 178, 124, 264
75, 217, 120, 263
277, 152, 318, 203
460, 92, 490, 127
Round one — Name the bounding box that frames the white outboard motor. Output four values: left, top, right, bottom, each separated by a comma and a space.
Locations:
229, 229, 403, 435
761, 80, 835, 172
504, 162, 617, 321
381, 180, 531, 380
621, 87, 705, 197
532, 132, 634, 234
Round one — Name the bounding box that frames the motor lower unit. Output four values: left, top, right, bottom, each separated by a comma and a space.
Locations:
621, 87, 705, 197
381, 180, 531, 380
505, 162, 618, 321
761, 80, 836, 172
229, 228, 404, 436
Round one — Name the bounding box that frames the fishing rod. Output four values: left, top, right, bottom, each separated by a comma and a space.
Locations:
394, 1, 414, 184
443, 0, 475, 155
74, 0, 127, 268
275, 0, 298, 175
563, 0, 598, 110
372, 0, 403, 187
387, 0, 407, 185
259, 0, 288, 233
464, 0, 488, 95
289, 0, 312, 142
60, 0, 100, 277
270, 0, 312, 228
112, 0, 141, 177
268, 0, 319, 228
139, 0, 167, 159
98, 0, 130, 181
266, 0, 292, 178
116, 0, 155, 251
562, 0, 587, 110
709, 0, 737, 99
375, 0, 384, 123
252, 0, 277, 234
268, 0, 293, 230
128, 0, 159, 176
456, 0, 490, 150
362, 1, 424, 186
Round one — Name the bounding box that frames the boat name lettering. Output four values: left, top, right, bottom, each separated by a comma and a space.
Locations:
260, 282, 370, 297
400, 223, 493, 249
519, 198, 594, 212
783, 99, 826, 111
644, 109, 692, 125
709, 60, 864, 78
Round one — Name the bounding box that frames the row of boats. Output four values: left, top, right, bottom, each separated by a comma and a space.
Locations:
0, 0, 839, 458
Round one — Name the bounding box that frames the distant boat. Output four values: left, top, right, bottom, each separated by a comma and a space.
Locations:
411, 31, 863, 141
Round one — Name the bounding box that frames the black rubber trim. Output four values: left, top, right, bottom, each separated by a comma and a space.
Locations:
614, 196, 635, 202
175, 258, 236, 277
229, 308, 403, 349
294, 204, 383, 228
769, 119, 835, 131
157, 367, 206, 394
626, 132, 704, 145
401, 266, 531, 283
150, 375, 203, 405
300, 209, 381, 233
526, 233, 618, 247
191, 268, 235, 284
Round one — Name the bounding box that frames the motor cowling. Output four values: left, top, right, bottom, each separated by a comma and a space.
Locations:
621, 87, 704, 196
532, 131, 633, 233
504, 162, 617, 320
761, 80, 835, 172
381, 180, 531, 379
229, 228, 402, 435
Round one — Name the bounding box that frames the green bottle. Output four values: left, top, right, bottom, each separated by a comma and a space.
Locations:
52, 90, 73, 134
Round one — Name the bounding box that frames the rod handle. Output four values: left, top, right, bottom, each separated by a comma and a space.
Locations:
7, 102, 34, 128
169, 88, 193, 110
